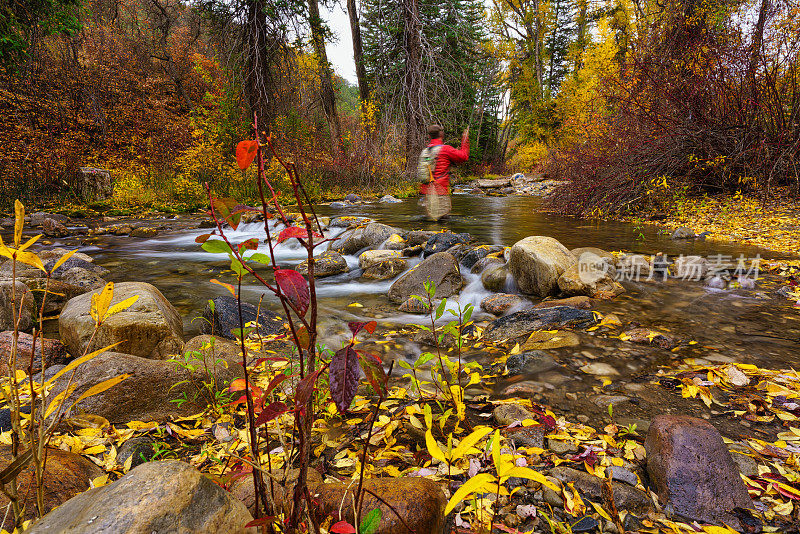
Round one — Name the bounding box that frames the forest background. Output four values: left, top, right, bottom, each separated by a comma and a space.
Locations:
0, 0, 798, 216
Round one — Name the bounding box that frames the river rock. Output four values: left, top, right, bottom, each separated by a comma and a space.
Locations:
671, 227, 695, 239
492, 404, 545, 448
617, 254, 652, 280
398, 297, 432, 314
362, 222, 399, 249
42, 218, 69, 237
0, 331, 68, 373
383, 234, 407, 250
532, 296, 592, 309
481, 293, 525, 315
522, 330, 581, 350
459, 245, 505, 269
484, 306, 597, 342
481, 264, 512, 292
422, 232, 471, 257
37, 248, 94, 264
184, 334, 243, 364
359, 249, 402, 270
230, 468, 325, 515
60, 282, 183, 359
48, 350, 243, 423
405, 230, 437, 247
570, 247, 616, 265
548, 466, 653, 514
557, 262, 624, 299
0, 446, 102, 531
401, 244, 424, 257
380, 194, 402, 203
329, 216, 372, 228
30, 212, 69, 226
672, 255, 709, 280
621, 327, 677, 349
329, 227, 367, 255
24, 275, 107, 316
580, 362, 619, 376
296, 250, 349, 277
43, 257, 108, 277
363, 258, 407, 280
388, 252, 462, 303
314, 477, 446, 534
509, 236, 576, 297
471, 255, 505, 274
506, 350, 559, 375
644, 415, 752, 526
0, 281, 36, 331
130, 227, 159, 238
27, 460, 256, 534
202, 296, 285, 340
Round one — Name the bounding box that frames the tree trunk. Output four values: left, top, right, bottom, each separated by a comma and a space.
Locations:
402, 0, 426, 178
574, 0, 588, 71
308, 0, 344, 157
245, 0, 272, 130
346, 0, 370, 109
533, 0, 543, 99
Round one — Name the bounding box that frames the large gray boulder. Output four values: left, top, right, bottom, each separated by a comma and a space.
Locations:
509, 236, 576, 296
59, 282, 184, 359
48, 350, 243, 423
388, 252, 462, 304
361, 222, 399, 249
27, 460, 256, 533
328, 227, 367, 255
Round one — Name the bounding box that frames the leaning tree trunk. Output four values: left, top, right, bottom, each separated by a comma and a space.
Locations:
308, 0, 344, 157
402, 0, 426, 178
346, 0, 370, 110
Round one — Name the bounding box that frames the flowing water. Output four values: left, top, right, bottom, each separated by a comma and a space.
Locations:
45, 195, 800, 435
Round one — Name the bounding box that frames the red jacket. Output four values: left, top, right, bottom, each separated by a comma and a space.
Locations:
420, 135, 469, 195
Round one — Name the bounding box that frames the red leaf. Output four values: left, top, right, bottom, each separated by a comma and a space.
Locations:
348, 321, 377, 337
245, 516, 276, 528
255, 401, 289, 426
296, 325, 311, 350
295, 369, 321, 410
275, 269, 310, 316
277, 226, 322, 244
236, 140, 259, 170
330, 345, 359, 413
212, 197, 242, 230
227, 378, 247, 392
358, 351, 387, 396
238, 238, 259, 251
195, 233, 213, 244
330, 521, 357, 534
264, 373, 291, 397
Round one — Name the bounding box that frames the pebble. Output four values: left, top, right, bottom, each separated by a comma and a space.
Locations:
547, 438, 578, 454
580, 362, 619, 376
608, 465, 639, 486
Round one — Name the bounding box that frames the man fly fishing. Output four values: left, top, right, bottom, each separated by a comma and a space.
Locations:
417, 124, 469, 221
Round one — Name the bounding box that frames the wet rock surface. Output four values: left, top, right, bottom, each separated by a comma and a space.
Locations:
484, 306, 598, 342
27, 460, 256, 534
296, 250, 349, 277
388, 252, 462, 303
644, 415, 753, 526
509, 236, 576, 296
201, 295, 285, 340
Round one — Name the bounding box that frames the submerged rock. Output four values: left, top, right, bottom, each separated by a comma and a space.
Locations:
506, 350, 559, 375
129, 227, 159, 238
644, 415, 752, 527
484, 306, 597, 342
398, 296, 433, 314
27, 460, 256, 534
42, 218, 69, 237
671, 227, 695, 239
379, 194, 402, 203
202, 296, 285, 340
509, 236, 576, 297
60, 282, 184, 359
388, 252, 462, 304
532, 296, 592, 309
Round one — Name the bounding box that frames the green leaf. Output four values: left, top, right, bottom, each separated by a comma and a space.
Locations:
359, 508, 382, 534
248, 252, 272, 264
414, 352, 436, 368
435, 299, 447, 320
230, 258, 247, 277
202, 240, 233, 254
397, 359, 412, 369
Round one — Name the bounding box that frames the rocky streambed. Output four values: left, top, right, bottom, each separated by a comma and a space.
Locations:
2, 196, 800, 532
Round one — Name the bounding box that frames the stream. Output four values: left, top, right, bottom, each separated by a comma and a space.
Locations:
49, 194, 800, 437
